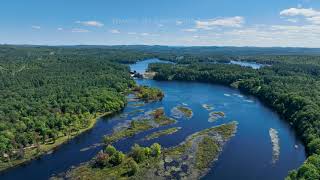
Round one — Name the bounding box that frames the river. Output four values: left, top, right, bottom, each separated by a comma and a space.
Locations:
0, 59, 306, 180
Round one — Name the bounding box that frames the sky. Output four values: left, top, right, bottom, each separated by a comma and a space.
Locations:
1, 0, 320, 47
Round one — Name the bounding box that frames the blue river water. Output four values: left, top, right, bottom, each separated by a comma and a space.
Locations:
0, 59, 305, 180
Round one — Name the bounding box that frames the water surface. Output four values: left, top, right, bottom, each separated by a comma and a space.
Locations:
0, 59, 305, 180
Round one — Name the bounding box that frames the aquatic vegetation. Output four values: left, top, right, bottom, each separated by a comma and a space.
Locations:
171, 106, 193, 119
133, 86, 164, 102
103, 108, 176, 144
103, 120, 153, 144
138, 122, 238, 179
202, 104, 214, 111
59, 122, 237, 180
145, 127, 182, 141
208, 111, 225, 122
269, 128, 280, 164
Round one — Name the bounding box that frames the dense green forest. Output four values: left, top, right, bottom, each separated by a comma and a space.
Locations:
149, 56, 320, 180
1, 45, 320, 178
0, 45, 153, 167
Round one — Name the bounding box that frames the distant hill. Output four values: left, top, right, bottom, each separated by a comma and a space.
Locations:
1, 44, 320, 56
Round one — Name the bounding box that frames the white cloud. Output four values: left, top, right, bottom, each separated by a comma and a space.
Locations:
176, 21, 183, 25
280, 8, 320, 25
182, 28, 198, 32
286, 18, 299, 23
128, 32, 137, 35
280, 8, 320, 17
71, 28, 89, 33
31, 25, 41, 29
158, 24, 164, 27
196, 16, 245, 29
75, 20, 104, 27
110, 29, 120, 34
307, 16, 320, 24
57, 27, 63, 31
140, 33, 150, 36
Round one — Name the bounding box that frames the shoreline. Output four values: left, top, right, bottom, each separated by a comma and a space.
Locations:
0, 111, 115, 173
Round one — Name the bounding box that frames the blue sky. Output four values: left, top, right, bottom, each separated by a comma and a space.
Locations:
1, 0, 320, 47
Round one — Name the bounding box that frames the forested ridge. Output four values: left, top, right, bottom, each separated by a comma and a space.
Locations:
149, 55, 320, 179
0, 45, 152, 168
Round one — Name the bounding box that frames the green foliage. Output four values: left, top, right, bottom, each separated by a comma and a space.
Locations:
103, 119, 153, 144
308, 138, 320, 155
129, 143, 162, 163
127, 158, 139, 176
150, 143, 161, 157
145, 127, 180, 140
130, 144, 147, 163
134, 86, 164, 102
196, 137, 219, 170
109, 151, 125, 166
105, 145, 117, 156
0, 46, 147, 163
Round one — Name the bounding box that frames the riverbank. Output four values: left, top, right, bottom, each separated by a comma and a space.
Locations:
0, 112, 113, 172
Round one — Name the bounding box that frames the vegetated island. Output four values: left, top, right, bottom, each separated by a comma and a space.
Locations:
132, 85, 164, 102
202, 104, 214, 111
52, 121, 237, 180
171, 106, 193, 119
144, 127, 182, 141
103, 108, 176, 144
208, 111, 226, 122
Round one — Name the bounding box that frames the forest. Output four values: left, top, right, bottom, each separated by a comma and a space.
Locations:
1, 45, 320, 179
149, 55, 320, 180
0, 45, 152, 169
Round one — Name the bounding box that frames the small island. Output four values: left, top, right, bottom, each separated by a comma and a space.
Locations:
208, 111, 225, 122
103, 108, 176, 144
54, 122, 237, 180
144, 127, 181, 141
133, 86, 164, 102
171, 106, 193, 119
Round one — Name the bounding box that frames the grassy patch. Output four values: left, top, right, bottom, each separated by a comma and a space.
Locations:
196, 137, 219, 170
104, 119, 153, 144
145, 127, 181, 140
177, 106, 193, 118
104, 108, 176, 144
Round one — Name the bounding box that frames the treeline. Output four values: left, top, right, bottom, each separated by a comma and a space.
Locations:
149, 56, 320, 180
0, 45, 151, 164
